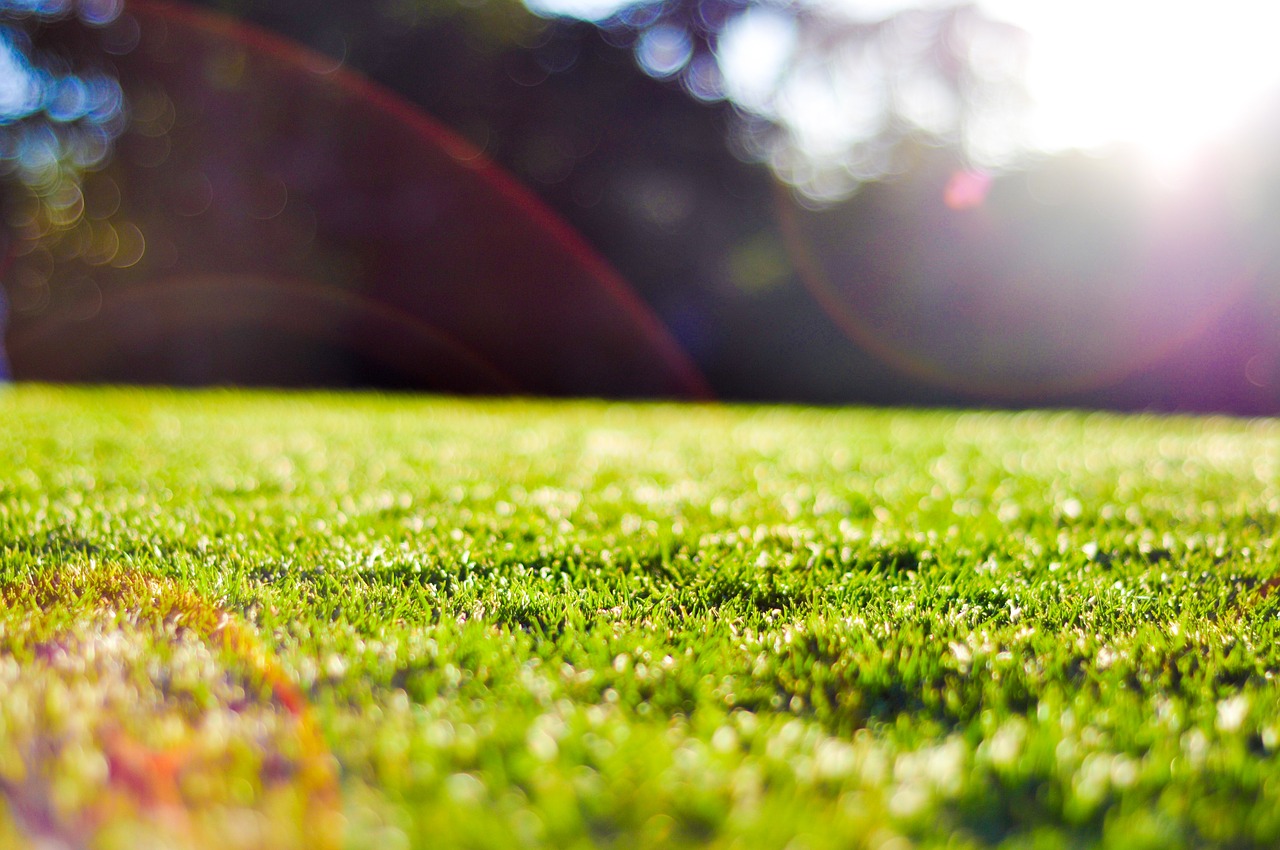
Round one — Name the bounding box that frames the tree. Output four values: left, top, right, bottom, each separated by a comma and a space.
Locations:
8, 1, 1274, 413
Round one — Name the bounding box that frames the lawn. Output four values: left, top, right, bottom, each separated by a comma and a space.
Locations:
2, 385, 1280, 849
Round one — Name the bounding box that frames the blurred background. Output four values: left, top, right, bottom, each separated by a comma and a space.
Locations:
3, 0, 1280, 412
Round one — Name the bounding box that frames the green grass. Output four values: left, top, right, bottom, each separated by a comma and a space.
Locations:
3, 385, 1280, 848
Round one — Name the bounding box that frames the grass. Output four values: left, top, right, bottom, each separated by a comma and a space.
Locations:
2, 385, 1280, 848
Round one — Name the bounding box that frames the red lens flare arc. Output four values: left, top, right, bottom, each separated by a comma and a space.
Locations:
122, 0, 713, 400
7, 0, 713, 399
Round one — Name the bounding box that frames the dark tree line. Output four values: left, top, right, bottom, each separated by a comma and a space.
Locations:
5, 0, 1280, 412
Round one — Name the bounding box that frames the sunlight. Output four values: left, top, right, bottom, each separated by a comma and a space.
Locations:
524, 0, 635, 22
716, 7, 797, 117
985, 0, 1280, 183
528, 0, 1280, 188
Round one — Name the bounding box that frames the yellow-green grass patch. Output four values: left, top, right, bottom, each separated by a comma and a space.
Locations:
0, 564, 340, 850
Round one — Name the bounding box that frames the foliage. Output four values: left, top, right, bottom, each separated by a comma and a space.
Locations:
2, 386, 1280, 847
585, 0, 1031, 200
0, 1, 127, 235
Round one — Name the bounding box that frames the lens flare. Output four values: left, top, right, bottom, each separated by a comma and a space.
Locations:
778, 160, 1266, 401
5, 0, 711, 398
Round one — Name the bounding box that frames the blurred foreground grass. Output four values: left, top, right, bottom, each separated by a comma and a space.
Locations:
3, 386, 1280, 848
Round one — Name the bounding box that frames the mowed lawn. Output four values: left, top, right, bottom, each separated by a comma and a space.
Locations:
3, 386, 1280, 849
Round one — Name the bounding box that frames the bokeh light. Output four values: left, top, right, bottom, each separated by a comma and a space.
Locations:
635, 23, 691, 78
532, 0, 1031, 202
2, 0, 710, 398
533, 0, 1280, 201
0, 0, 129, 369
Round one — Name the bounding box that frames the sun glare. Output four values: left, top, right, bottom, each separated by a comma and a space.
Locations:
985, 0, 1280, 183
